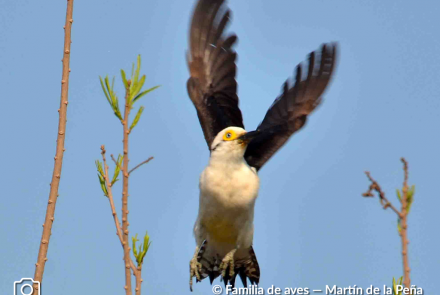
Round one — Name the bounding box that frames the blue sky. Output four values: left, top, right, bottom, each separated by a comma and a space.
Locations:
1, 0, 439, 294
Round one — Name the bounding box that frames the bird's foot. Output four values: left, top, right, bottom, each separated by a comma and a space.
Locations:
190, 242, 206, 292
220, 249, 237, 279
189, 255, 202, 291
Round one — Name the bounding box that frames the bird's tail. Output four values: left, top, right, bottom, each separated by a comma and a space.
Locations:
197, 241, 260, 288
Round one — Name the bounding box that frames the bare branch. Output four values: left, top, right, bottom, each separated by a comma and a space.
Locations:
363, 171, 401, 217
33, 1, 75, 293
129, 157, 154, 175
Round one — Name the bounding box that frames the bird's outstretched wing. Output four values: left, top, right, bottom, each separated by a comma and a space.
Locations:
245, 44, 337, 171
187, 0, 244, 149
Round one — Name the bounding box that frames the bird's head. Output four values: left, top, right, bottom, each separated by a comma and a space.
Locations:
210, 127, 259, 159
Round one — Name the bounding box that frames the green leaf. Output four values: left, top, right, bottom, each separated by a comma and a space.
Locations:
96, 160, 108, 196
132, 234, 139, 260
114, 104, 122, 121
132, 233, 142, 266
99, 76, 112, 107
135, 55, 141, 83
111, 155, 123, 186
97, 174, 108, 197
111, 77, 118, 109
129, 56, 141, 101
131, 234, 140, 266
121, 70, 128, 88
111, 78, 116, 105
396, 189, 401, 202
129, 106, 144, 132
407, 185, 415, 213
137, 244, 143, 264
105, 76, 112, 102
131, 231, 151, 266
397, 218, 402, 234
139, 231, 151, 265
99, 75, 123, 120
111, 96, 122, 121
392, 276, 403, 295
142, 231, 151, 255
130, 75, 146, 102
95, 160, 104, 177
132, 85, 160, 104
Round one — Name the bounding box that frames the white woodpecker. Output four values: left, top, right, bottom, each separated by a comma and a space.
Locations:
186, 0, 338, 290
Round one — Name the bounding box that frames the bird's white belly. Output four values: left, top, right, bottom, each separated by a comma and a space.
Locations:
197, 163, 259, 246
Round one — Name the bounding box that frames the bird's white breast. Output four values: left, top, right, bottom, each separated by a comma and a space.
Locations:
200, 160, 259, 208
196, 158, 259, 247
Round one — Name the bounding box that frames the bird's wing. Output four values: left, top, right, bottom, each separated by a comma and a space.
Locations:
245, 44, 337, 170
187, 0, 244, 149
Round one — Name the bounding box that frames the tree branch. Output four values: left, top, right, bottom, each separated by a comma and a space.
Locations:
400, 158, 411, 288
98, 56, 156, 294
135, 266, 143, 295
362, 171, 401, 217
122, 83, 133, 295
101, 146, 137, 274
129, 157, 153, 175
33, 1, 74, 293
362, 158, 412, 289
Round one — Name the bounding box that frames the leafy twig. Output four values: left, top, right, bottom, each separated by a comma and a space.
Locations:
132, 232, 151, 294
97, 56, 159, 295
362, 158, 414, 289
99, 146, 137, 273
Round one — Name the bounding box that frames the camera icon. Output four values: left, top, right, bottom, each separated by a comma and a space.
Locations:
13, 278, 40, 295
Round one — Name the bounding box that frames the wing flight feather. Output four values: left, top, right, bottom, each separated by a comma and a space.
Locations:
245, 44, 338, 170
187, 0, 244, 149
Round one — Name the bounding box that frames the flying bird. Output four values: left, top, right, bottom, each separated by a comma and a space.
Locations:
187, 0, 337, 290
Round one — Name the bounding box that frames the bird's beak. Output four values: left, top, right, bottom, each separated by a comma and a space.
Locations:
238, 130, 260, 145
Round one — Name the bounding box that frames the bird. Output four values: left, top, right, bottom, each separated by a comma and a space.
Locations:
186, 0, 337, 291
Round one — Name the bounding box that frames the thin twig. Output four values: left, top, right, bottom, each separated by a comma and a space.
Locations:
101, 146, 137, 274
402, 158, 409, 185
363, 171, 401, 217
400, 158, 411, 288
33, 1, 74, 293
129, 157, 154, 175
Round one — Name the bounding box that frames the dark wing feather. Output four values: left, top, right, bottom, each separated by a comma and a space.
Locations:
245, 43, 337, 170
187, 0, 244, 149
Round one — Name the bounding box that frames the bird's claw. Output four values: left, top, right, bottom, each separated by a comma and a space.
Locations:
220, 250, 236, 279
189, 256, 202, 291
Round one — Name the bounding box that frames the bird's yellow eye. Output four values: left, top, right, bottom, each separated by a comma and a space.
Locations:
222, 130, 237, 141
